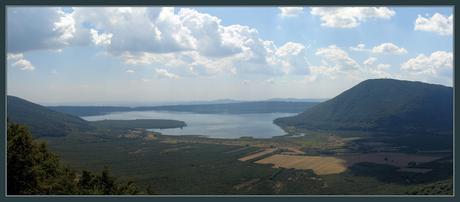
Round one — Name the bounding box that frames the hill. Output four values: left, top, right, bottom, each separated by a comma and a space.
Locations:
274, 79, 453, 134
7, 96, 93, 137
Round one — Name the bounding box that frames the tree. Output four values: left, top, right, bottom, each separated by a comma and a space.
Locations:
7, 122, 140, 195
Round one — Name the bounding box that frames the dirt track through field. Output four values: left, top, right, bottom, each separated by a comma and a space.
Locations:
238, 148, 278, 162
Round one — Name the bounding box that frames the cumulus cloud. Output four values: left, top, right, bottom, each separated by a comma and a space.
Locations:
90, 29, 113, 46
307, 45, 400, 82
275, 42, 305, 56
155, 68, 181, 79
371, 43, 407, 55
270, 42, 309, 75
7, 7, 76, 52
71, 7, 196, 54
350, 43, 407, 55
401, 51, 452, 75
7, 7, 315, 78
415, 13, 453, 36
310, 7, 395, 28
399, 51, 453, 85
279, 7, 304, 17
7, 53, 35, 71
126, 69, 135, 73
315, 45, 360, 70
363, 57, 377, 65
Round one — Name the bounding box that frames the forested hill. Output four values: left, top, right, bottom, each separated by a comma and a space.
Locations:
275, 79, 453, 134
7, 96, 92, 137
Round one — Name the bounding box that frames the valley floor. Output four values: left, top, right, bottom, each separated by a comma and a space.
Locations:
42, 127, 453, 195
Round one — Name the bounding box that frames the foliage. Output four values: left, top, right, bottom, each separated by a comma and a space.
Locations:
406, 179, 453, 195
7, 123, 139, 195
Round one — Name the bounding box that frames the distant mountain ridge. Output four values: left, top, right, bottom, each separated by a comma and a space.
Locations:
275, 79, 453, 134
48, 101, 319, 116
7, 96, 93, 137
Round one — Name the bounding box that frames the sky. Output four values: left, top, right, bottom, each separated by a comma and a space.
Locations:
6, 6, 454, 105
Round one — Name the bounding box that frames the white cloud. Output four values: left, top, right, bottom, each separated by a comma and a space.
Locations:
7, 7, 315, 78
371, 43, 407, 55
13, 60, 35, 71
363, 57, 377, 66
310, 7, 395, 28
275, 42, 305, 56
53, 9, 76, 45
7, 7, 76, 52
71, 7, 281, 76
279, 7, 304, 17
398, 51, 453, 86
7, 53, 24, 61
401, 51, 452, 74
349, 43, 368, 51
415, 13, 453, 36
351, 42, 407, 55
7, 53, 35, 71
376, 63, 391, 70
71, 7, 196, 54
126, 69, 135, 73
315, 45, 360, 70
155, 68, 181, 79
266, 42, 310, 75
90, 29, 113, 46
307, 45, 400, 82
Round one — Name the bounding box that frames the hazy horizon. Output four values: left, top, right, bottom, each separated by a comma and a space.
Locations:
7, 7, 453, 104
7, 94, 330, 106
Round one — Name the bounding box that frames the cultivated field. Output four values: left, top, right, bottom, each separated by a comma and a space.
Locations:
253, 152, 447, 176
255, 154, 347, 175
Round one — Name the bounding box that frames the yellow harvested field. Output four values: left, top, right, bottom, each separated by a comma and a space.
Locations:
238, 148, 278, 162
255, 154, 347, 175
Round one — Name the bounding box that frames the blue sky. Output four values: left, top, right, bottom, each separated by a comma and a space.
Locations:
6, 7, 453, 105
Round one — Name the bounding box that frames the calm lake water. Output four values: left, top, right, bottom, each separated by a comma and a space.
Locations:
82, 111, 295, 139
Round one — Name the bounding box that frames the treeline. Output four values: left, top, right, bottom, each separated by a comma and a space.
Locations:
7, 123, 140, 195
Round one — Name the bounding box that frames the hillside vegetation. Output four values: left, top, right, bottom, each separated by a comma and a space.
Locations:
7, 96, 92, 137
275, 79, 453, 134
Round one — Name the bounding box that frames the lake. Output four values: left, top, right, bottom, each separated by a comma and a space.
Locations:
82, 111, 295, 139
